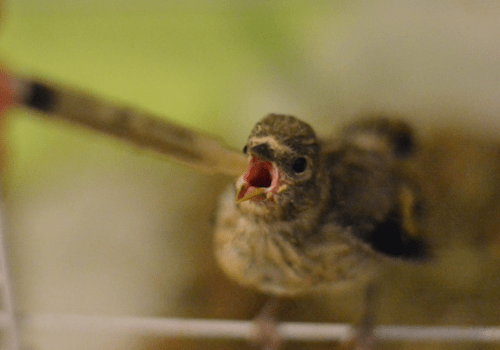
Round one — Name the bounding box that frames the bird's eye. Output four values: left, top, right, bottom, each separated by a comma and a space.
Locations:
243, 145, 248, 154
292, 157, 307, 173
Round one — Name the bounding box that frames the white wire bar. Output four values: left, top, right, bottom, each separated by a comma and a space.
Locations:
19, 314, 500, 343
0, 191, 21, 350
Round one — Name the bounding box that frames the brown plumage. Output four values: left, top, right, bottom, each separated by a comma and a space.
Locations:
214, 114, 427, 296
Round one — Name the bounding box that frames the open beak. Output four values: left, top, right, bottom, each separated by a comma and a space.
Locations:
236, 156, 282, 203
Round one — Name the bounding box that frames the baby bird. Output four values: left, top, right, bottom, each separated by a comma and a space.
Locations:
214, 114, 428, 296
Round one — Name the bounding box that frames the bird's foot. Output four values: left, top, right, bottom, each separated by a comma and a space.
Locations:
251, 298, 283, 350
337, 312, 378, 350
340, 283, 379, 350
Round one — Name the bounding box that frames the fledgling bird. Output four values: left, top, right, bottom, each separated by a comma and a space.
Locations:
214, 114, 428, 298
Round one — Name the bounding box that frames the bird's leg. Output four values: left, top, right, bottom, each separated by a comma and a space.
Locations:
251, 297, 283, 350
339, 284, 379, 350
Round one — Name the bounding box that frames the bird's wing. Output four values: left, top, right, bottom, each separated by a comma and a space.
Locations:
1, 70, 247, 176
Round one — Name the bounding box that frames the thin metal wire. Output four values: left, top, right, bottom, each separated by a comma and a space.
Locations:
0, 189, 21, 350
19, 314, 500, 343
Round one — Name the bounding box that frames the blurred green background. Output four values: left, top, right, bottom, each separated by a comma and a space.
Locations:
1, 1, 500, 349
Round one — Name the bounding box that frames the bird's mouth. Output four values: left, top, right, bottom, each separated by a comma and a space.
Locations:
236, 156, 285, 203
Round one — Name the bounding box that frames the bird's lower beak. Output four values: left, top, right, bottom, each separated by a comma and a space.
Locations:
236, 187, 266, 203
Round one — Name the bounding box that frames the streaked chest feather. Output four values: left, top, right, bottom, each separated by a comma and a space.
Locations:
214, 186, 380, 295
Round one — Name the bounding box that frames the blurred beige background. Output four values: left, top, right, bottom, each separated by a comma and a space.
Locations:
1, 0, 500, 349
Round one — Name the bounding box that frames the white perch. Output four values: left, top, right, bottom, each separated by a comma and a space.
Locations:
17, 314, 500, 343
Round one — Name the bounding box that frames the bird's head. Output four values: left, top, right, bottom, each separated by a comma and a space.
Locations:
236, 114, 322, 213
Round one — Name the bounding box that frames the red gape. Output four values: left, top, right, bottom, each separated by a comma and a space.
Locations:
237, 155, 281, 203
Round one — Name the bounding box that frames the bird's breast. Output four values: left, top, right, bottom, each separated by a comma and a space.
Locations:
214, 186, 380, 296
